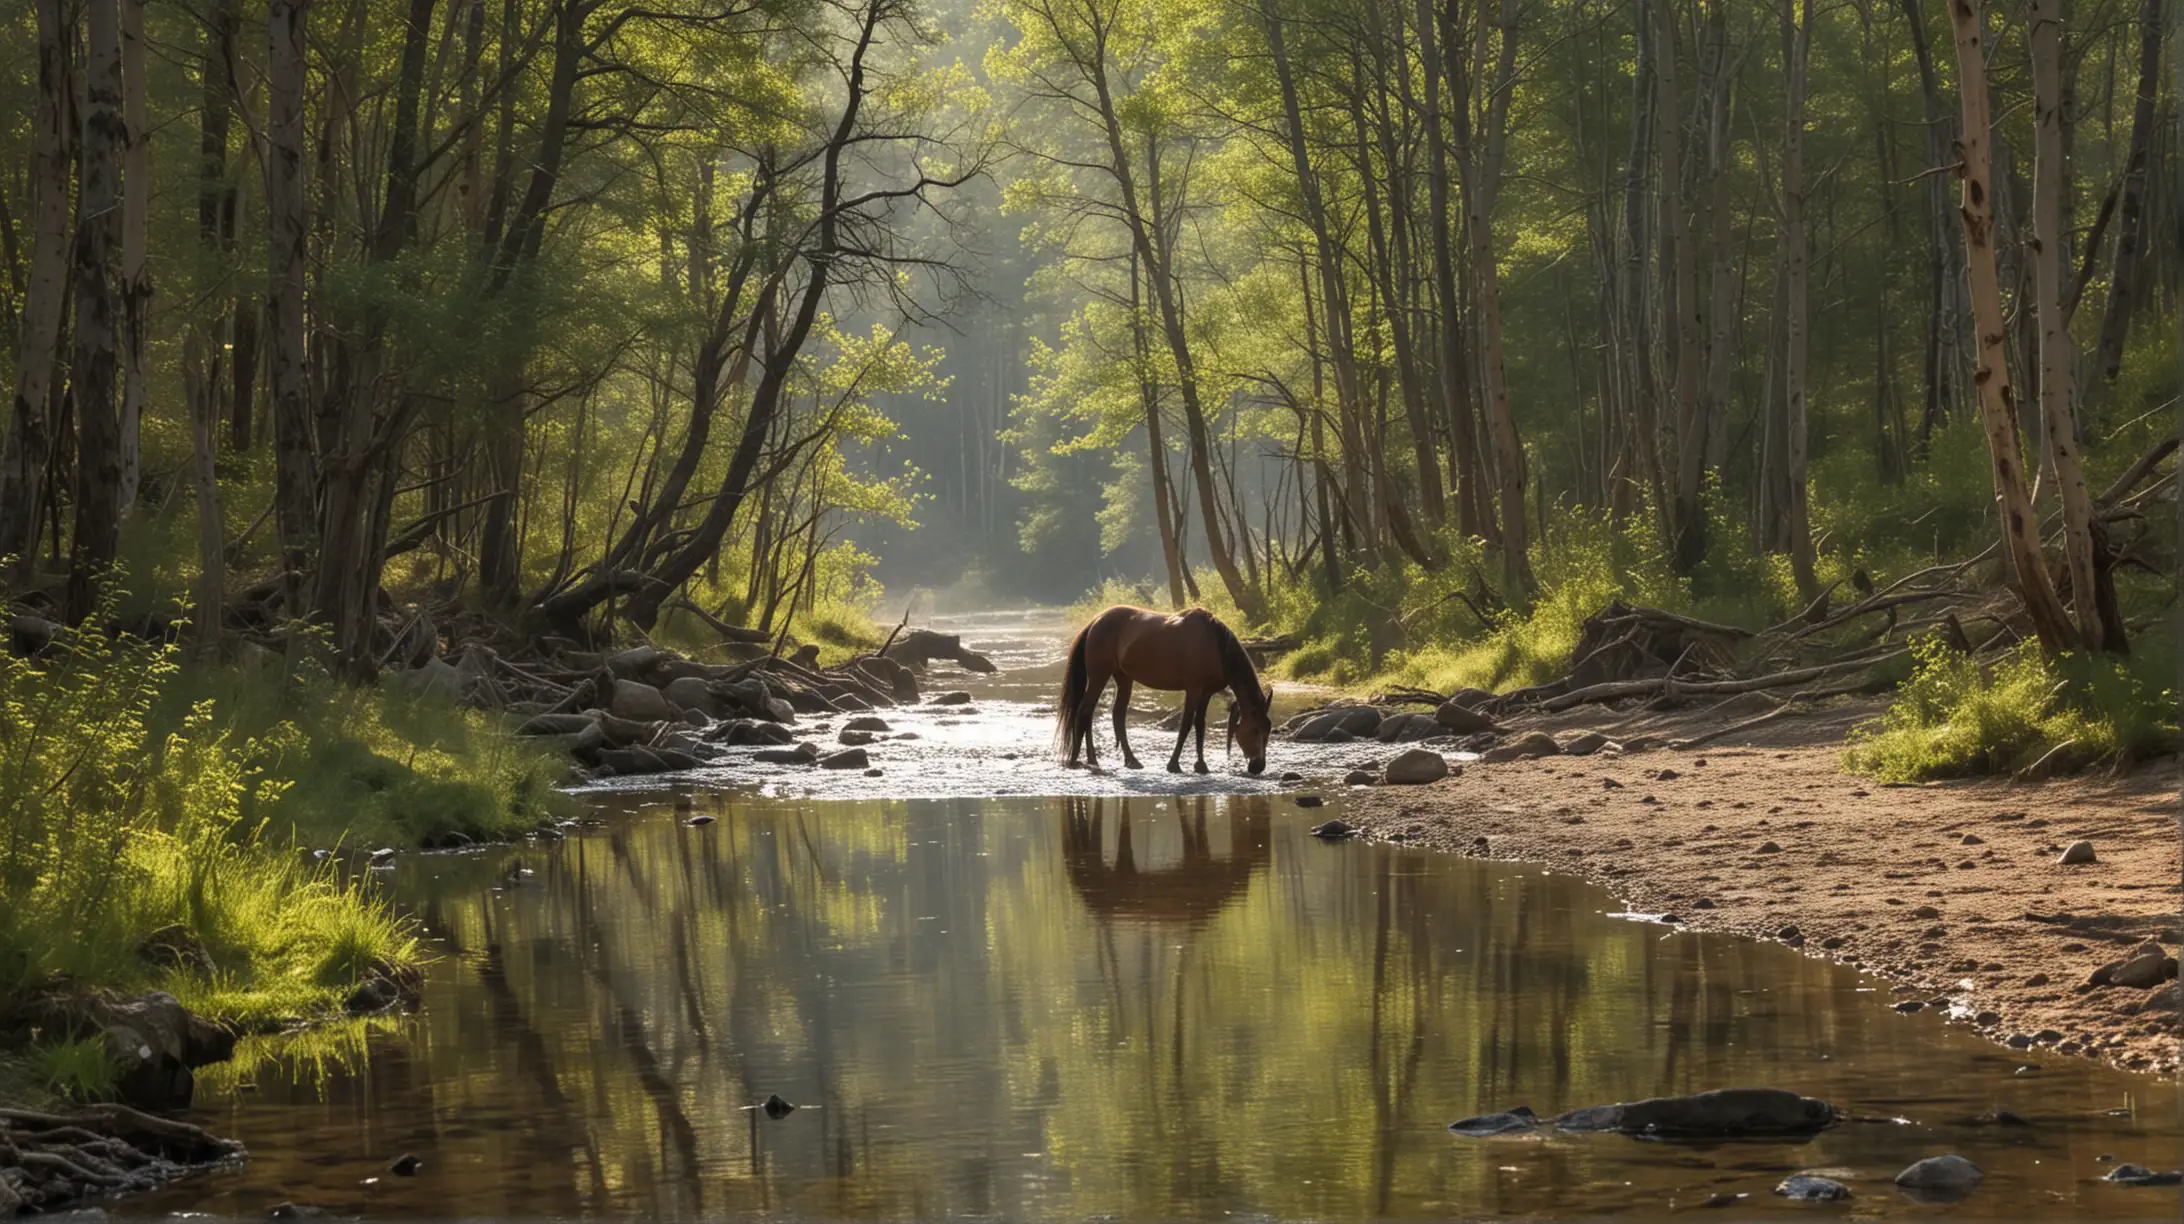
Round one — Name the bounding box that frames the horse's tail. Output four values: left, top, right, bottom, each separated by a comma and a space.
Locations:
1053, 625, 1091, 758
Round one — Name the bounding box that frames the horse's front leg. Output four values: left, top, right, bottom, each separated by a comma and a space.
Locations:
1112, 677, 1142, 769
1166, 692, 1201, 773
1191, 697, 1211, 774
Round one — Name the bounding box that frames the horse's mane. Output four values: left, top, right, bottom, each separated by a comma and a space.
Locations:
1209, 616, 1266, 708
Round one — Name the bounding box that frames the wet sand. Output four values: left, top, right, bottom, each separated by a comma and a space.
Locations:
1331, 700, 2182, 1079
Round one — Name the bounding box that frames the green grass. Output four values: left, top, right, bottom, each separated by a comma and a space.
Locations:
1844, 637, 2178, 781
0, 606, 427, 1031
30, 1036, 120, 1102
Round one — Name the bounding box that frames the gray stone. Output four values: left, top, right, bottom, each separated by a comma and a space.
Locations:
819, 748, 869, 770
1552, 1087, 1838, 1137
1384, 748, 1449, 785
2057, 840, 2097, 865
2094, 943, 2175, 989
1481, 730, 1560, 763
1434, 700, 1496, 734
1343, 768, 1376, 786
609, 679, 675, 722
662, 676, 719, 716
754, 742, 820, 765
838, 729, 876, 746
844, 715, 891, 732
931, 691, 974, 705
1445, 686, 1493, 710
1447, 1106, 1540, 1137
2102, 1164, 2183, 1186
1563, 731, 1612, 756
1374, 712, 1439, 743
84, 992, 236, 1110
1893, 1154, 1983, 1197
1775, 1175, 1852, 1202
1309, 819, 1354, 839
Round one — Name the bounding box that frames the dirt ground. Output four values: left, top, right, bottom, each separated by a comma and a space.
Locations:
1335, 697, 2183, 1079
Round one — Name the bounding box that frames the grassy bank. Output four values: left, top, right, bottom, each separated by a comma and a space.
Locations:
0, 602, 572, 1100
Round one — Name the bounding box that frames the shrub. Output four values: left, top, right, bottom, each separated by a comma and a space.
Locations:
1843, 637, 2177, 781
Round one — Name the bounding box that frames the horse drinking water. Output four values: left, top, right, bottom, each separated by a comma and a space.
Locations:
1053, 606, 1273, 775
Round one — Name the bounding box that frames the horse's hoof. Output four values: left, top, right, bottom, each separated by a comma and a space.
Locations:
1193, 763, 1210, 775
1122, 757, 1142, 770
1166, 763, 1182, 774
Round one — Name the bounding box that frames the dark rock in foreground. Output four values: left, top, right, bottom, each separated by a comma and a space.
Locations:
1552, 1087, 1838, 1137
1447, 1106, 1540, 1136
1775, 1174, 1852, 1201
2103, 1164, 2183, 1186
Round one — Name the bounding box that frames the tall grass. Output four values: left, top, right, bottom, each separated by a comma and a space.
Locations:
0, 606, 420, 1027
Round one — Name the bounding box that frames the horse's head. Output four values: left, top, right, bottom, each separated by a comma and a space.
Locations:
1227, 683, 1274, 775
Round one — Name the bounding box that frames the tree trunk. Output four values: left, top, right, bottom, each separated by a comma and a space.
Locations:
2029, 0, 2116, 650
2088, 0, 2163, 389
69, 0, 126, 622
1134, 248, 1186, 608
0, 0, 74, 576
184, 336, 223, 652
1943, 0, 2078, 652
266, 0, 318, 608
1416, 0, 1485, 538
1452, 0, 1534, 593
116, 0, 150, 517
1702, 2, 1738, 491
1663, 0, 1708, 573
1780, 0, 1818, 594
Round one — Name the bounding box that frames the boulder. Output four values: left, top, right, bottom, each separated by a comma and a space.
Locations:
844, 715, 891, 732
606, 645, 659, 677
1384, 748, 1450, 785
754, 742, 821, 765
785, 688, 837, 714
1343, 769, 1376, 786
662, 676, 720, 716
2057, 840, 2097, 865
396, 658, 465, 700
597, 746, 672, 775
1434, 701, 1496, 734
1775, 1175, 1852, 1202
1563, 731, 1613, 756
84, 992, 237, 1111
1308, 819, 1354, 839
2092, 943, 2176, 989
1552, 1087, 1838, 1137
1447, 1107, 1540, 1137
931, 691, 974, 706
838, 729, 876, 746
710, 719, 796, 746
1482, 730, 1561, 763
819, 748, 869, 770
609, 679, 675, 722
2102, 1164, 2183, 1187
1894, 1155, 1982, 1198
1374, 712, 1439, 743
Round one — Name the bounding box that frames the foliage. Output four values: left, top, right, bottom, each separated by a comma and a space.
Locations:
30, 1037, 119, 1103
0, 604, 420, 1024
1844, 638, 2179, 782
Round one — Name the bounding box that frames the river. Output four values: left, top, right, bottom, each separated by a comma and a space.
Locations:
134, 610, 2178, 1219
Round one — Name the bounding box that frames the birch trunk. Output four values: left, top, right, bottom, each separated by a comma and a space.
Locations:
1942, 0, 2078, 652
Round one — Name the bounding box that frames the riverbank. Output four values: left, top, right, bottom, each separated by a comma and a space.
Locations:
1332, 698, 2182, 1078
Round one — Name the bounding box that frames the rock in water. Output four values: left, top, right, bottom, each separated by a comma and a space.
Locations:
1294, 795, 1325, 808
761, 1093, 797, 1119
1434, 700, 1496, 734
837, 729, 876, 746
1309, 819, 1354, 839
1775, 1175, 1852, 1201
1893, 1155, 1983, 1199
819, 748, 869, 770
1553, 1087, 1838, 1137
609, 679, 676, 722
753, 742, 820, 765
843, 715, 891, 732
389, 1154, 423, 1177
1384, 748, 1450, 785
931, 691, 973, 706
1447, 1107, 1540, 1137
1481, 731, 1561, 764
1343, 768, 1376, 786
2102, 1164, 2183, 1186
661, 675, 719, 716
2056, 840, 2097, 865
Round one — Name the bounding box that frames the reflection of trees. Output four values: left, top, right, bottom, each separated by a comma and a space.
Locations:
170, 791, 2098, 1221
1059, 794, 1271, 927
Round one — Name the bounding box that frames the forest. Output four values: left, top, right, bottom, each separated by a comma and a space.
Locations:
0, 0, 2178, 1122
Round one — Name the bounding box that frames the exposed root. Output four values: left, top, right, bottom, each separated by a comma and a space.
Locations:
0, 1104, 242, 1215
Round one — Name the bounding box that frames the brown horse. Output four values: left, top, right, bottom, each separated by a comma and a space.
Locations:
1053, 606, 1273, 775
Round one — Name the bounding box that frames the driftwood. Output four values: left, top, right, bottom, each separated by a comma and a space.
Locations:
0, 1104, 242, 1215
881, 629, 996, 674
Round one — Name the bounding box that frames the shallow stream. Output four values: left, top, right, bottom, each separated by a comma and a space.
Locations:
135, 611, 2179, 1219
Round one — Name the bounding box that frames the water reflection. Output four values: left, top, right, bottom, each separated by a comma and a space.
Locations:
143, 794, 2177, 1221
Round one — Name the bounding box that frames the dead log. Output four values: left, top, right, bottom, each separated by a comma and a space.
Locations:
881, 628, 996, 674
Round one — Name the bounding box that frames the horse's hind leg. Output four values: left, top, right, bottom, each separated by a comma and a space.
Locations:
1112, 677, 1142, 769
1166, 692, 1202, 773
1072, 662, 1111, 769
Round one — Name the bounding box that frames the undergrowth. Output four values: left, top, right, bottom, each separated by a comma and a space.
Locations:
1843, 637, 2177, 781
0, 602, 422, 1028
